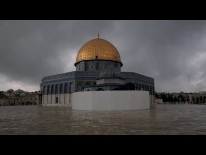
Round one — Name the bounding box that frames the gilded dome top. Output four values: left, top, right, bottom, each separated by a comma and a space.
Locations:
75, 37, 122, 66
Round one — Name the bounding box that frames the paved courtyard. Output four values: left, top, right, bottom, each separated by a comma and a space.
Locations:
0, 104, 206, 135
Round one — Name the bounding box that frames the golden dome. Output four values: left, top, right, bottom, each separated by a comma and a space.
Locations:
75, 38, 122, 66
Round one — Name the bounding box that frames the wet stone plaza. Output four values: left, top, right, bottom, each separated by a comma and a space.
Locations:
1, 104, 206, 135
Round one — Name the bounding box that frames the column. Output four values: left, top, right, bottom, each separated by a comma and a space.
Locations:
68, 82, 71, 93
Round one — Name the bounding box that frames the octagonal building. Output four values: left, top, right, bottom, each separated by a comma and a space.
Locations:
40, 35, 155, 106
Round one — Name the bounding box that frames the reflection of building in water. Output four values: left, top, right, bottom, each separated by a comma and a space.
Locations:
40, 34, 155, 108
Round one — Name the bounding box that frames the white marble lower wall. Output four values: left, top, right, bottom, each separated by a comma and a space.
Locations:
60, 94, 63, 104
42, 94, 71, 106
42, 91, 151, 110
48, 95, 52, 104
65, 94, 70, 105
72, 91, 150, 110
43, 95, 47, 104
52, 95, 55, 104
149, 95, 155, 105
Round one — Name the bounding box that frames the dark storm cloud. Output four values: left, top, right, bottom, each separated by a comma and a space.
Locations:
1, 20, 206, 92
0, 20, 115, 90
109, 20, 206, 92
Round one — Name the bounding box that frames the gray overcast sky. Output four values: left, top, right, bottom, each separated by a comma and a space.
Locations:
0, 20, 206, 92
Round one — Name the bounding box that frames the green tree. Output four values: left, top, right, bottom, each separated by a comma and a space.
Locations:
0, 92, 8, 99
192, 97, 195, 103
187, 96, 189, 103
174, 96, 177, 103
155, 93, 159, 98
168, 94, 173, 103
196, 97, 199, 104
204, 96, 206, 103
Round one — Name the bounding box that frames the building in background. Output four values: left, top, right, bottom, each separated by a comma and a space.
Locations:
0, 90, 40, 106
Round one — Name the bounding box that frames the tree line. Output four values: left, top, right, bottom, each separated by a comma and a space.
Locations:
155, 93, 206, 104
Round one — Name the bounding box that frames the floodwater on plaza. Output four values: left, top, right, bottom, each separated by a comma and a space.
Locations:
1, 104, 206, 135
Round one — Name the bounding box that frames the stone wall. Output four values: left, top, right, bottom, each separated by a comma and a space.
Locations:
43, 91, 151, 110
155, 99, 163, 104
0, 99, 9, 106
42, 93, 71, 106
96, 78, 124, 85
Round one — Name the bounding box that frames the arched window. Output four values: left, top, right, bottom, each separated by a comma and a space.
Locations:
151, 87, 154, 95
51, 85, 54, 94
44, 86, 46, 94
91, 81, 96, 86
96, 88, 104, 91
96, 63, 99, 70
60, 84, 63, 94
78, 82, 82, 92
64, 83, 68, 93
114, 62, 118, 68
86, 82, 90, 87
70, 82, 74, 93
134, 83, 138, 90
47, 86, 50, 94
55, 85, 58, 94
